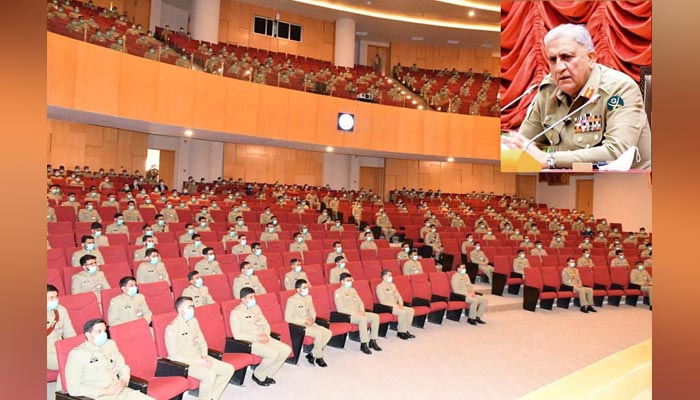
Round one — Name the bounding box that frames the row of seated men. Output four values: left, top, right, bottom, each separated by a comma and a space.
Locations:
49, 259, 488, 399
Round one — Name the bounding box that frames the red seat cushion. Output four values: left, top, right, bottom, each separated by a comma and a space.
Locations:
222, 352, 254, 369
328, 322, 352, 336
539, 292, 557, 300
411, 306, 431, 316
428, 301, 447, 312
376, 313, 395, 324
593, 290, 607, 296
607, 289, 625, 296
446, 301, 465, 311
506, 278, 523, 285
146, 376, 190, 400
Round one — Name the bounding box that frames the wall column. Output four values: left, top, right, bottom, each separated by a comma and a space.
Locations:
334, 18, 356, 67
149, 0, 162, 33
190, 0, 221, 43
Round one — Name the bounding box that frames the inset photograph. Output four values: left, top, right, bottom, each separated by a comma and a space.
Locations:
499, 1, 651, 172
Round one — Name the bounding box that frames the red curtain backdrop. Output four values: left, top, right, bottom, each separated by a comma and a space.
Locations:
500, 1, 652, 131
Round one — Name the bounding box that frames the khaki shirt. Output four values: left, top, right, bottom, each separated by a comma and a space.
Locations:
519, 64, 651, 168
105, 223, 129, 236
47, 305, 76, 364
289, 242, 309, 253
451, 273, 475, 296
165, 316, 208, 365
71, 249, 105, 267
376, 281, 404, 307
182, 285, 215, 307
108, 293, 153, 326
230, 244, 252, 256
513, 257, 531, 274
630, 269, 652, 286
123, 209, 143, 222
183, 244, 205, 258
136, 261, 170, 285
92, 235, 109, 248
193, 260, 222, 276
161, 208, 179, 223
577, 256, 595, 268
562, 267, 583, 288
403, 259, 423, 275
230, 303, 270, 342
328, 267, 351, 284
376, 216, 393, 228
284, 293, 317, 325
360, 241, 378, 250
260, 212, 273, 224
461, 240, 475, 254
65, 340, 130, 398
283, 270, 309, 290
397, 251, 410, 261
425, 232, 442, 248
232, 274, 267, 299
77, 209, 101, 223
244, 254, 268, 270
530, 248, 548, 256
333, 287, 366, 314
326, 251, 346, 264
469, 249, 489, 266
610, 258, 629, 268
71, 270, 110, 296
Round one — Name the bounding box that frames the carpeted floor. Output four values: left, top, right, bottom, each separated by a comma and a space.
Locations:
47, 296, 652, 400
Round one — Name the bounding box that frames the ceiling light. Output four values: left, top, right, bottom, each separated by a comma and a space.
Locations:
356, 31, 368, 36
326, 146, 334, 152
468, 10, 476, 17
447, 40, 460, 45
481, 43, 493, 48
412, 100, 417, 104
434, 0, 500, 12
184, 129, 193, 136
337, 113, 355, 132
406, 95, 411, 99
291, 0, 499, 31
411, 36, 424, 41
418, 105, 424, 110
447, 157, 455, 162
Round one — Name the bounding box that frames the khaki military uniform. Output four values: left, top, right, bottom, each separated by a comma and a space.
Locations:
376, 216, 396, 239
154, 223, 170, 233
578, 242, 593, 250
107, 293, 153, 326
135, 236, 159, 246
519, 64, 651, 168
450, 273, 488, 319
222, 235, 238, 251
195, 212, 214, 223
623, 236, 638, 244
402, 259, 423, 275
160, 208, 179, 223
232, 274, 267, 299
105, 223, 130, 238
482, 233, 496, 240
71, 270, 110, 299
326, 251, 346, 265
183, 244, 205, 259
424, 231, 443, 255
328, 266, 351, 284
610, 258, 629, 268
643, 258, 652, 267
91, 235, 109, 248
630, 269, 652, 304
260, 212, 273, 225
227, 211, 242, 223
230, 244, 252, 256
530, 248, 548, 256
562, 267, 594, 306
572, 221, 585, 232
178, 233, 194, 244
640, 249, 651, 258
194, 225, 212, 233
135, 261, 170, 285
461, 240, 475, 255
577, 256, 595, 268
284, 293, 331, 358
359, 231, 373, 241
289, 242, 309, 253
376, 281, 415, 333
165, 316, 234, 400
608, 231, 622, 239
259, 231, 279, 242
550, 239, 565, 249
451, 219, 466, 228
333, 286, 379, 342
397, 251, 410, 261
230, 303, 290, 381
77, 208, 101, 223
71, 249, 105, 267
122, 209, 143, 222
193, 260, 222, 276
513, 257, 531, 275
283, 271, 309, 291
244, 254, 268, 270
419, 226, 431, 240
519, 241, 535, 249
360, 240, 378, 250
509, 233, 524, 241
47, 305, 76, 370
133, 247, 151, 262
234, 225, 249, 234
469, 249, 493, 282
65, 340, 152, 399
182, 285, 215, 307
61, 200, 80, 212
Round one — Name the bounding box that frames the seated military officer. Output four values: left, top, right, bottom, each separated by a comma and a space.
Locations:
232, 261, 267, 298
47, 284, 76, 378
376, 270, 416, 340
334, 273, 383, 355
193, 247, 223, 276
71, 235, 105, 267
451, 264, 488, 325
107, 276, 153, 326
630, 261, 652, 310
283, 258, 309, 290
283, 279, 331, 367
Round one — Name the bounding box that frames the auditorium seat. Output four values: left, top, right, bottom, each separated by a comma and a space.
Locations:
430, 272, 469, 322
48, 234, 76, 249
307, 285, 352, 348
201, 273, 234, 303
254, 293, 295, 361
522, 268, 557, 312
100, 262, 132, 288
277, 289, 317, 364
379, 259, 403, 277
47, 268, 65, 295
256, 268, 282, 293
150, 311, 202, 392
109, 319, 190, 400
491, 255, 523, 296
609, 267, 642, 306
48, 221, 73, 235
577, 267, 607, 308
351, 279, 395, 337
379, 275, 429, 328
542, 267, 575, 309
48, 247, 68, 269
410, 273, 447, 324
60, 292, 102, 332
138, 281, 174, 315
170, 277, 189, 298
593, 267, 625, 307
161, 257, 191, 280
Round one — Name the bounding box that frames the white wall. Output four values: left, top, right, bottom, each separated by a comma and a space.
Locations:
322, 153, 352, 189
147, 135, 224, 189
537, 173, 652, 232
160, 1, 190, 32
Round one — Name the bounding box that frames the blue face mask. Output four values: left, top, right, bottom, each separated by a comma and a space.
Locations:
194, 278, 203, 288
85, 243, 95, 252
299, 288, 309, 296
247, 298, 257, 308
93, 331, 108, 347
385, 276, 393, 283
183, 308, 195, 321
126, 286, 137, 297
149, 257, 159, 265
158, 220, 165, 226
207, 254, 215, 262
117, 219, 124, 225
146, 242, 155, 249
459, 269, 467, 275
343, 281, 352, 289
47, 300, 59, 311
245, 269, 254, 277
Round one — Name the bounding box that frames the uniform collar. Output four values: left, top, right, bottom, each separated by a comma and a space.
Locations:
553, 64, 602, 107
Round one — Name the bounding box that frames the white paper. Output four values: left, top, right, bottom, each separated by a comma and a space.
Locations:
598, 146, 639, 171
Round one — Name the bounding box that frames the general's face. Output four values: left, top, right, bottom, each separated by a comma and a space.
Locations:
546, 37, 596, 98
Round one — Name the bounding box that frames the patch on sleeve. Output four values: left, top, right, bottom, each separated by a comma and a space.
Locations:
607, 95, 624, 112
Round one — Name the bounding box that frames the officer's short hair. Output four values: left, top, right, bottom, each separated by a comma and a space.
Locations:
191, 234, 201, 240
517, 249, 525, 254
240, 287, 255, 298
79, 254, 96, 266
339, 272, 352, 282
544, 24, 595, 51
47, 284, 59, 294
251, 242, 261, 249
239, 261, 250, 271
615, 249, 624, 255
83, 318, 106, 333
333, 241, 341, 247
295, 279, 308, 289
142, 235, 153, 243
81, 235, 94, 244
90, 222, 102, 230
290, 258, 300, 265
567, 257, 575, 263
141, 224, 151, 230
174, 296, 193, 310
198, 216, 206, 222
119, 276, 136, 288
145, 248, 159, 258
185, 223, 193, 229
334, 256, 345, 264
380, 269, 391, 278
114, 213, 123, 219
188, 270, 199, 281
293, 232, 301, 238
202, 247, 214, 255
155, 213, 164, 219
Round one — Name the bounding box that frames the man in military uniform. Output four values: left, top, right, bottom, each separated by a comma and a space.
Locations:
502, 24, 651, 169
71, 235, 105, 267
283, 259, 309, 290
328, 256, 351, 284
530, 241, 548, 256
326, 242, 346, 264
107, 276, 153, 326
135, 226, 159, 246
512, 249, 531, 278
630, 262, 652, 310
289, 232, 309, 253
562, 263, 597, 313
47, 284, 76, 377
195, 217, 212, 233
550, 234, 565, 248
193, 247, 223, 276
259, 207, 273, 225
375, 211, 397, 240
221, 226, 239, 252
65, 318, 153, 399
183, 234, 206, 259
133, 235, 156, 262
284, 279, 331, 366
244, 242, 268, 270
181, 270, 215, 307
469, 242, 493, 284
396, 243, 411, 261
71, 255, 110, 300
376, 271, 416, 340
123, 201, 143, 222
360, 232, 379, 250
179, 224, 196, 244
640, 242, 652, 259
259, 223, 279, 242
334, 273, 382, 354
451, 264, 488, 325
88, 222, 109, 248
231, 288, 291, 385
230, 234, 252, 256
165, 297, 235, 399
232, 262, 267, 298
402, 250, 423, 275
227, 207, 243, 223
159, 202, 179, 223
135, 248, 170, 285
576, 249, 595, 268
610, 249, 629, 267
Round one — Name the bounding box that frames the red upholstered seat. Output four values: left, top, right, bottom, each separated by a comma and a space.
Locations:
138, 281, 174, 315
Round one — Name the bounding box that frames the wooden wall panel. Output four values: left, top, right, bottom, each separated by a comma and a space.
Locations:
47, 119, 148, 173
74, 43, 121, 114
193, 72, 228, 132
118, 54, 158, 121
390, 42, 500, 75
222, 143, 323, 186
384, 159, 516, 198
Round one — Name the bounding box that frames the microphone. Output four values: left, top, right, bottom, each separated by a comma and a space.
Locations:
523, 93, 601, 151
500, 83, 538, 113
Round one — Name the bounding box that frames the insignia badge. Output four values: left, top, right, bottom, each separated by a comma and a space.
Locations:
607, 95, 624, 111
583, 87, 595, 99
